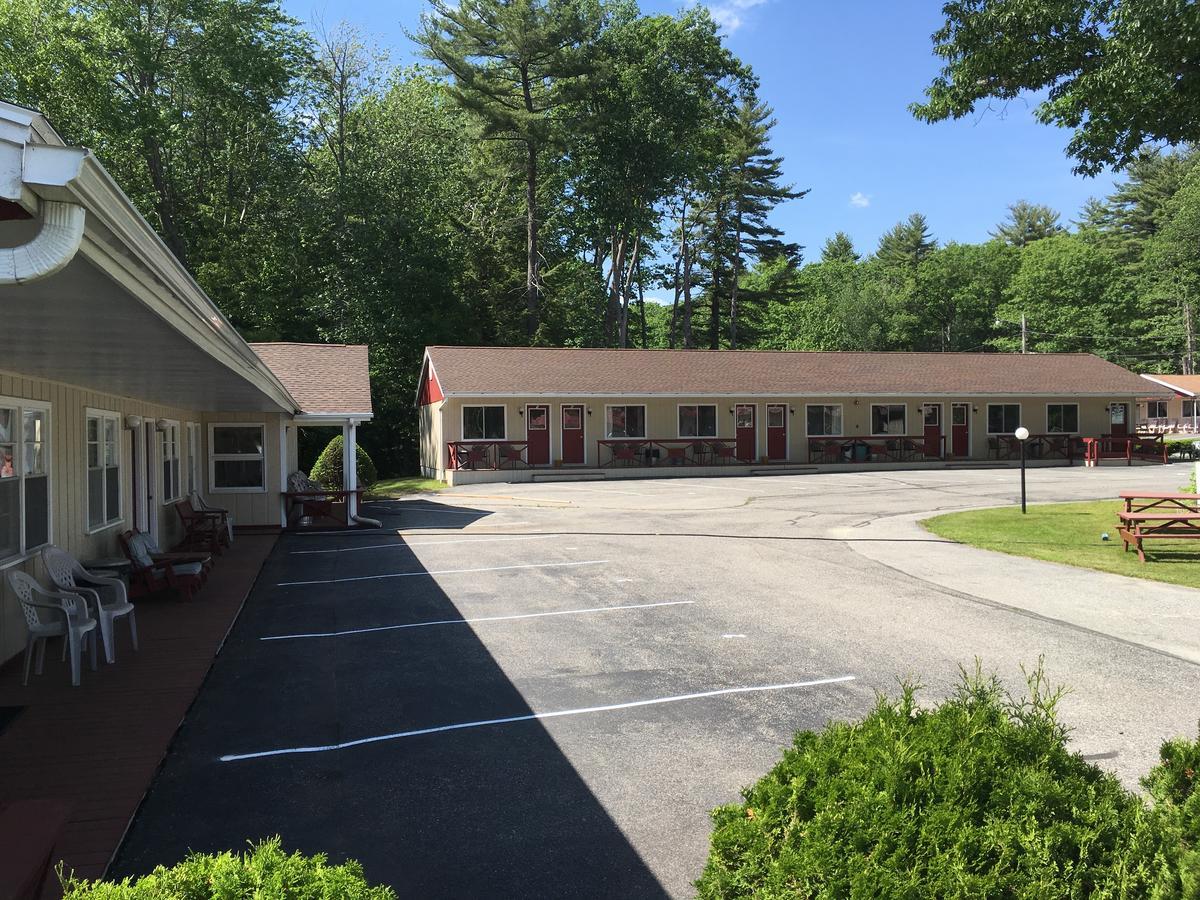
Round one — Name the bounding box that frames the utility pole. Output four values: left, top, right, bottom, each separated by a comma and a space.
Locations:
1184, 301, 1195, 375
1021, 313, 1027, 355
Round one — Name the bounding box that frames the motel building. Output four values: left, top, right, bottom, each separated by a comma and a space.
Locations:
418, 345, 1173, 485
0, 100, 372, 667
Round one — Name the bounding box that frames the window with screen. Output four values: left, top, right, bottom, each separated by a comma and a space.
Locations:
678, 404, 717, 438
1, 397, 51, 562
987, 404, 1022, 434
870, 404, 906, 436
806, 405, 843, 436
210, 424, 266, 492
606, 405, 646, 438
1046, 403, 1079, 433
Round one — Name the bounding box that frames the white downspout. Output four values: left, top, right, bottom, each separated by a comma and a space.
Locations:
0, 200, 85, 284
344, 420, 381, 528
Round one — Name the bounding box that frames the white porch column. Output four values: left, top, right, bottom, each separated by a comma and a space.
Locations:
343, 420, 358, 521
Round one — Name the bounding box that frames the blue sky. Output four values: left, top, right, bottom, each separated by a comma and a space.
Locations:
284, 0, 1116, 262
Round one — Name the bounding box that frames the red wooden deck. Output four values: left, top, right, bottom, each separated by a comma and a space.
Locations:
0, 534, 277, 895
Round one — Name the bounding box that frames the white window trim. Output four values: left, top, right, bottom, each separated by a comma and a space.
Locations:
160, 419, 184, 505
604, 404, 647, 439
869, 403, 908, 437
1045, 403, 1079, 435
83, 407, 122, 536
209, 422, 267, 494
986, 402, 1023, 436
460, 404, 507, 442
676, 403, 719, 439
0, 395, 53, 569
185, 422, 201, 496
804, 403, 844, 438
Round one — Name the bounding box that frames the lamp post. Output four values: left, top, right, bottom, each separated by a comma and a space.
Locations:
1014, 426, 1030, 513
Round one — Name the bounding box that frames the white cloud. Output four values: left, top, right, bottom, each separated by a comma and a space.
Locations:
849, 192, 871, 209
701, 0, 768, 32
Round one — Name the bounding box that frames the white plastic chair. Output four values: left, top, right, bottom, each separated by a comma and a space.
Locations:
189, 492, 233, 543
6, 570, 98, 686
42, 546, 138, 665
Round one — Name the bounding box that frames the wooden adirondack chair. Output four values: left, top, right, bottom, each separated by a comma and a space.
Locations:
119, 531, 206, 601
174, 498, 228, 555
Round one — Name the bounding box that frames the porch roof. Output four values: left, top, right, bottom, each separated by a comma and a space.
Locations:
250, 343, 372, 421
1142, 374, 1200, 398
423, 346, 1168, 399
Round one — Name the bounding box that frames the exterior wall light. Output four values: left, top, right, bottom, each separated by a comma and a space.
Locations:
124, 414, 143, 430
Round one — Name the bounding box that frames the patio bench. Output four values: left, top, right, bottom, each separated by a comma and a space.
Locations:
0, 799, 72, 900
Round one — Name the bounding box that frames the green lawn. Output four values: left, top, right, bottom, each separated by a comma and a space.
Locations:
366, 475, 447, 497
923, 500, 1200, 590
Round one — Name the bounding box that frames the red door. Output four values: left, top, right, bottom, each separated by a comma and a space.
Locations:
951, 403, 969, 457
560, 404, 584, 464
765, 404, 787, 461
526, 405, 550, 465
735, 404, 756, 462
922, 403, 942, 458
1109, 402, 1129, 437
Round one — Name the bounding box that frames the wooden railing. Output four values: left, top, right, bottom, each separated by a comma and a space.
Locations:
447, 441, 530, 470
1081, 435, 1168, 466
597, 439, 747, 468
807, 435, 945, 464
987, 434, 1077, 463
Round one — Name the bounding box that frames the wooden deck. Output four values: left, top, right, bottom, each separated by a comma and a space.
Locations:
0, 534, 277, 895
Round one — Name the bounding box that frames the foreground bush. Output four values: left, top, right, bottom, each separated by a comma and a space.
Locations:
62, 838, 396, 899
309, 435, 378, 489
698, 666, 1199, 899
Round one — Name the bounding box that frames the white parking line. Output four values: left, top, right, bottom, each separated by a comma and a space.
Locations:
290, 535, 558, 555
276, 559, 608, 587
260, 600, 695, 641
218, 675, 857, 762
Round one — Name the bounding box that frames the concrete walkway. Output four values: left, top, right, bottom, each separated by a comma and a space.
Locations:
842, 510, 1200, 667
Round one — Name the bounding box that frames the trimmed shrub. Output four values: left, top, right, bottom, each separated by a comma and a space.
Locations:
60, 838, 395, 898
697, 665, 1200, 899
309, 435, 378, 489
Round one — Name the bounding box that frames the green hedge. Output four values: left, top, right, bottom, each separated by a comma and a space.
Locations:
309, 435, 378, 489
61, 839, 395, 898
698, 665, 1199, 899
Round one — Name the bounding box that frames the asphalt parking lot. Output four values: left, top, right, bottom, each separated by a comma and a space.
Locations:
114, 464, 1200, 898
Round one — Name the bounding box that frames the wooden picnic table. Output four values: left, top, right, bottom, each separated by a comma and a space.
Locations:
1116, 508, 1200, 562
1119, 491, 1200, 514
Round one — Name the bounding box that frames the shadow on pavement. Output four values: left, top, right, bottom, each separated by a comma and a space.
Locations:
112, 503, 669, 899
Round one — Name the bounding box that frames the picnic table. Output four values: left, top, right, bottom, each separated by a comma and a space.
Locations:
1116, 492, 1200, 562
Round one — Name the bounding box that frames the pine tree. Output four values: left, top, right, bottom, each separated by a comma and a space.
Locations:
705, 94, 805, 348
821, 231, 859, 263
417, 0, 605, 338
990, 200, 1063, 246
876, 213, 935, 268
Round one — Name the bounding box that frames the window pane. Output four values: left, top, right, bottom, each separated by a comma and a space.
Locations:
562, 407, 582, 430
697, 405, 717, 437
806, 407, 824, 436
24, 475, 48, 549
735, 406, 753, 429
0, 443, 14, 478
106, 466, 120, 522
1185, 400, 1198, 417
626, 406, 645, 438
0, 408, 14, 443
88, 468, 104, 528
214, 459, 264, 489
527, 407, 547, 430
213, 426, 262, 455
463, 407, 484, 440
483, 407, 506, 439
23, 409, 43, 443
679, 406, 697, 437
0, 478, 18, 559
607, 407, 626, 437
767, 406, 785, 428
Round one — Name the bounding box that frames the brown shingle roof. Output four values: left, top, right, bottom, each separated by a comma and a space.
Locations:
1143, 374, 1200, 397
250, 343, 372, 416
425, 347, 1166, 398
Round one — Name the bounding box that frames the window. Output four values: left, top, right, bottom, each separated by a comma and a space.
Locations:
1184, 400, 1198, 419
1046, 403, 1079, 434
1, 397, 51, 564
987, 404, 1022, 434
806, 404, 843, 436
160, 421, 181, 502
606, 405, 646, 438
678, 404, 717, 438
85, 410, 121, 532
1148, 400, 1168, 419
209, 424, 266, 492
562, 406, 582, 430
462, 406, 505, 441
186, 423, 200, 495
766, 405, 786, 428
871, 404, 907, 436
